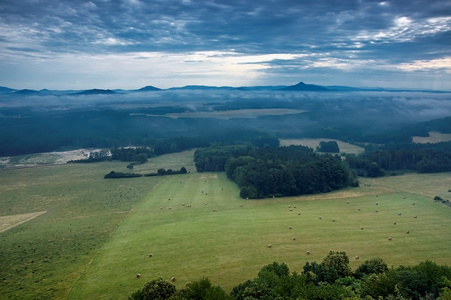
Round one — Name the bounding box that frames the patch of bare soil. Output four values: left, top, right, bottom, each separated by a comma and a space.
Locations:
0, 211, 47, 233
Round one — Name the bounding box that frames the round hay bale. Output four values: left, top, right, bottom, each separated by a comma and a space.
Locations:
388, 237, 392, 241
168, 207, 172, 210
171, 277, 176, 282
393, 222, 396, 225
182, 203, 185, 206
358, 208, 361, 211
354, 255, 360, 260
160, 207, 163, 210
168, 198, 170, 201
376, 203, 378, 205
289, 208, 293, 211
298, 212, 301, 215
289, 226, 292, 229
347, 202, 350, 204
376, 210, 379, 213
414, 215, 417, 218
205, 203, 208, 205
406, 231, 410, 234
288, 205, 291, 208
240, 204, 243, 207
187, 204, 191, 207
360, 226, 364, 230
319, 216, 322, 219
292, 237, 296, 240
267, 244, 272, 248
136, 273, 141, 278
332, 219, 335, 222
294, 206, 296, 208
306, 250, 310, 255
412, 202, 415, 205
398, 212, 402, 215
149, 254, 153, 258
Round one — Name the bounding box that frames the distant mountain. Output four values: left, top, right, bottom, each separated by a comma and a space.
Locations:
279, 82, 330, 91
72, 89, 117, 95
14, 89, 40, 95
169, 85, 237, 91
136, 85, 161, 92
0, 86, 17, 94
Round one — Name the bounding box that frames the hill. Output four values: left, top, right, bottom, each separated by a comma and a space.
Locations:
280, 81, 330, 91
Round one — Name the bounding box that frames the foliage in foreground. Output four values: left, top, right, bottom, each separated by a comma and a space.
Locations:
130, 252, 451, 300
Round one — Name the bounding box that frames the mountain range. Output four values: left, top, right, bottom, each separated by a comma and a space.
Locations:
0, 82, 449, 95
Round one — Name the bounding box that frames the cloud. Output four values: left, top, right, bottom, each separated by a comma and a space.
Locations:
0, 0, 450, 89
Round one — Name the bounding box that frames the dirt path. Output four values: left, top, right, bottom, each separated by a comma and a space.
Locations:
0, 211, 47, 233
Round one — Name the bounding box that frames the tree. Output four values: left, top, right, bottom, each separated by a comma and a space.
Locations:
129, 277, 176, 300
317, 141, 340, 153
354, 257, 388, 279
321, 250, 352, 278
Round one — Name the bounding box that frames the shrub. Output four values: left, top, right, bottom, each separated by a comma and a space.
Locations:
129, 277, 176, 300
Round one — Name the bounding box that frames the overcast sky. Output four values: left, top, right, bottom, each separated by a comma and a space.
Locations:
1, 0, 450, 90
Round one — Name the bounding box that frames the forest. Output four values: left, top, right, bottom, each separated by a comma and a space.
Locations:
129, 253, 451, 300
195, 145, 357, 198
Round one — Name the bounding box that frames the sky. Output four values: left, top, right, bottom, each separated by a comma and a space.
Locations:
0, 0, 450, 90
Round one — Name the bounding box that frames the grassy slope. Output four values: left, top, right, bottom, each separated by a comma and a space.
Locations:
70, 172, 451, 299
0, 151, 195, 299
1, 150, 450, 299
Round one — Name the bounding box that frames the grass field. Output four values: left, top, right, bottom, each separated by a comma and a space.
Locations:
1, 150, 450, 299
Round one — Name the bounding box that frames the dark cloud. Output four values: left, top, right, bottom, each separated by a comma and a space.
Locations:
0, 0, 450, 89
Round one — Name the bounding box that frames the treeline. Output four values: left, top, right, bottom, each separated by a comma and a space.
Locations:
129, 252, 451, 299
104, 167, 187, 179
345, 143, 451, 177
195, 145, 357, 198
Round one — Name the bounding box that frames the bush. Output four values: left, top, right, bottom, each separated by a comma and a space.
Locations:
129, 277, 176, 300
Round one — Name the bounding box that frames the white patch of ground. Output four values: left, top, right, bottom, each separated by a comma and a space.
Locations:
0, 211, 47, 233
412, 131, 451, 144
0, 149, 103, 169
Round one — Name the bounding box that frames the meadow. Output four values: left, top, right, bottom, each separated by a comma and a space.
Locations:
0, 150, 450, 299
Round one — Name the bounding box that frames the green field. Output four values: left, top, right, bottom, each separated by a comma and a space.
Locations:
1, 150, 450, 299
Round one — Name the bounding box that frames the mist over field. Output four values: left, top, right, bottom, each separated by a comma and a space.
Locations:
1, 89, 450, 158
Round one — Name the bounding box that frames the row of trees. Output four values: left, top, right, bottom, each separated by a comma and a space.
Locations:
195, 145, 357, 198
129, 252, 451, 299
345, 145, 451, 177
104, 167, 187, 179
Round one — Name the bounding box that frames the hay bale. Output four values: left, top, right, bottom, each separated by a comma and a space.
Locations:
298, 212, 301, 215
187, 204, 191, 207
412, 202, 415, 205
414, 215, 417, 218
168, 207, 172, 210
168, 198, 170, 201
292, 237, 296, 240
289, 208, 293, 211
136, 273, 141, 278
354, 255, 360, 260
205, 203, 208, 205
294, 206, 296, 208
288, 205, 291, 208
268, 244, 272, 248
289, 226, 292, 229
182, 203, 185, 206
171, 277, 176, 282
149, 254, 153, 258
388, 237, 392, 241
319, 216, 322, 219
360, 226, 364, 230
240, 204, 243, 207
332, 219, 335, 222
406, 231, 410, 234
160, 207, 163, 210
376, 210, 378, 213
398, 213, 402, 215
306, 250, 310, 254
358, 208, 361, 211
393, 222, 396, 225
376, 203, 378, 205
347, 202, 350, 204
